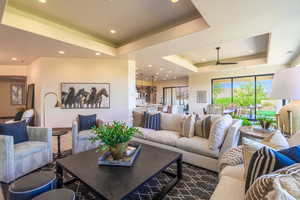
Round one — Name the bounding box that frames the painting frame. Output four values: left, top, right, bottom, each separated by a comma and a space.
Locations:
60, 82, 110, 109
11, 84, 25, 105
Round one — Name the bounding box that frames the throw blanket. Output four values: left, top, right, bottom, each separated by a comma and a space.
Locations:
219, 145, 243, 171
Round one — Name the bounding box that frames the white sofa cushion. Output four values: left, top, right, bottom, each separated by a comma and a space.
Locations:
176, 136, 219, 158
261, 130, 290, 150
220, 164, 244, 181
136, 128, 180, 147
15, 141, 47, 159
210, 175, 245, 200
160, 113, 185, 132
209, 115, 233, 150
135, 127, 156, 139
78, 130, 97, 140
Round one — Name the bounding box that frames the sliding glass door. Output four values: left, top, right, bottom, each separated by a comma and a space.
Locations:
212, 74, 282, 120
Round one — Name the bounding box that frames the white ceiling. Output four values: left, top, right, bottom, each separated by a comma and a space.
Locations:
9, 0, 200, 46
180, 34, 269, 64
0, 24, 112, 65
0, 0, 300, 81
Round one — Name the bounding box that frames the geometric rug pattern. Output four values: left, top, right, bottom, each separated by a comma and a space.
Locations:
65, 163, 218, 200
0, 150, 218, 200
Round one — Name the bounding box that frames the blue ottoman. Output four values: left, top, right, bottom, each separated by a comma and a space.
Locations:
8, 171, 57, 200
32, 189, 75, 200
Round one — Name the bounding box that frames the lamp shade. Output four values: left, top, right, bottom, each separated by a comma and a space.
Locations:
269, 67, 300, 100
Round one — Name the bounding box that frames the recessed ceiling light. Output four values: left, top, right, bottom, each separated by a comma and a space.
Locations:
38, 0, 47, 3
148, 64, 152, 68
171, 0, 179, 3
110, 29, 116, 34
156, 72, 159, 75
58, 50, 65, 54
11, 57, 17, 61
95, 52, 101, 56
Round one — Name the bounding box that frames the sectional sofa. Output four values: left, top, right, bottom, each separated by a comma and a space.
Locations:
211, 131, 300, 199
133, 112, 242, 172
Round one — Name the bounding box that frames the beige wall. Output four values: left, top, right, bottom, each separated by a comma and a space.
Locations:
28, 57, 135, 127
154, 77, 188, 104
189, 64, 288, 114
0, 65, 28, 117
0, 65, 28, 76
0, 80, 25, 117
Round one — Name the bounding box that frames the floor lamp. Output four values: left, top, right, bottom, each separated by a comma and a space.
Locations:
43, 92, 61, 127
269, 67, 300, 136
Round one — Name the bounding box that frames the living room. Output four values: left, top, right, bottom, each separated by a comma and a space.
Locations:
1, 0, 300, 199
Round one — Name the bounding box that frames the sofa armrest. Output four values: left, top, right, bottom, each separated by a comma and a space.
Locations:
27, 127, 53, 163
219, 145, 243, 172
219, 119, 242, 156
0, 135, 15, 183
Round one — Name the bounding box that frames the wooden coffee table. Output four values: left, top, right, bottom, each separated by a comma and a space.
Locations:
56, 143, 182, 200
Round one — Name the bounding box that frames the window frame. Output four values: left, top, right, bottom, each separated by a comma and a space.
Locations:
211, 73, 280, 120
163, 86, 188, 105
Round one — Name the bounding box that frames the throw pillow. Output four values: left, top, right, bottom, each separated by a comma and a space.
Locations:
246, 163, 300, 200
0, 120, 29, 144
14, 110, 24, 121
181, 114, 195, 138
208, 114, 233, 150
78, 114, 97, 131
262, 130, 290, 150
132, 111, 145, 127
144, 112, 161, 130
242, 137, 267, 179
195, 114, 221, 138
245, 146, 300, 192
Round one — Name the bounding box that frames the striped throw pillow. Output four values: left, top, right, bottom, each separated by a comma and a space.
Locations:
246, 163, 300, 200
245, 146, 300, 192
144, 112, 161, 130
195, 115, 221, 138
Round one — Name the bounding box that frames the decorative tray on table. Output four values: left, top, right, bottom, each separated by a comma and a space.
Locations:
98, 143, 141, 167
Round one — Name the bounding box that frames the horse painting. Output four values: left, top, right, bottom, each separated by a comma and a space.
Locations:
61, 83, 110, 109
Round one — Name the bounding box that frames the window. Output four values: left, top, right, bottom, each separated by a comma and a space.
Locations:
163, 86, 188, 107
212, 74, 282, 120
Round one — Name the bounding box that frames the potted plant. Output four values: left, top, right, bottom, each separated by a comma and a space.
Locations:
90, 121, 140, 160
256, 116, 275, 130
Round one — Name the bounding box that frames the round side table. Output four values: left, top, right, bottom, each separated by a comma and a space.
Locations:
240, 126, 276, 141
52, 130, 68, 159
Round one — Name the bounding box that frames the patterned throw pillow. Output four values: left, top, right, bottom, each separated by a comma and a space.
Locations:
246, 163, 300, 200
195, 114, 221, 138
181, 114, 196, 138
245, 146, 300, 192
144, 112, 161, 131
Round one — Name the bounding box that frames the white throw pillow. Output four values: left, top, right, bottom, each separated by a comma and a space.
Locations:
261, 130, 290, 150
242, 137, 266, 179
181, 114, 195, 138
208, 114, 233, 150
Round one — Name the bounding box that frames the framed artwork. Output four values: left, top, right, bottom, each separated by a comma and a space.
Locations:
61, 83, 110, 109
11, 84, 25, 105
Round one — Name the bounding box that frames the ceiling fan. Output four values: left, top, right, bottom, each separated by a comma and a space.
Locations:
215, 47, 238, 65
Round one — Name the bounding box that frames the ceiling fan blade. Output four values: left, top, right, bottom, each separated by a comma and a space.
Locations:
218, 62, 238, 65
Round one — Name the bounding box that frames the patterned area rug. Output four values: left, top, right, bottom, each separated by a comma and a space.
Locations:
66, 163, 218, 200
1, 150, 218, 200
